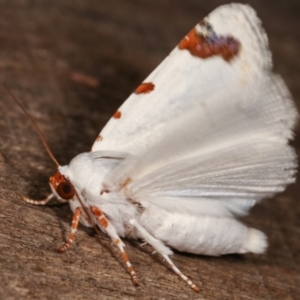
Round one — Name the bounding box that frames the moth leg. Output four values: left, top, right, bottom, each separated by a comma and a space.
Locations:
162, 255, 200, 292
90, 205, 138, 286
140, 242, 148, 247
23, 193, 55, 205
129, 219, 199, 292
58, 207, 81, 252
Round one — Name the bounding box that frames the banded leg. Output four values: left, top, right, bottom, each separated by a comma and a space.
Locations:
163, 255, 200, 292
129, 219, 199, 292
90, 206, 138, 285
58, 207, 81, 252
23, 193, 54, 205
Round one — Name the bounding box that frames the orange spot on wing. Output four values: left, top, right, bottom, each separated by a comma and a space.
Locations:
113, 111, 122, 119
178, 27, 240, 62
135, 82, 155, 94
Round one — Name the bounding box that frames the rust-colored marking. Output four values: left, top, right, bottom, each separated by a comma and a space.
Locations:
96, 135, 103, 142
49, 172, 64, 187
90, 206, 102, 217
58, 207, 81, 252
134, 82, 155, 94
100, 218, 108, 228
121, 251, 138, 285
128, 265, 134, 273
178, 27, 240, 62
90, 206, 108, 228
114, 239, 120, 245
193, 285, 200, 292
121, 251, 129, 263
70, 72, 99, 88
113, 110, 122, 119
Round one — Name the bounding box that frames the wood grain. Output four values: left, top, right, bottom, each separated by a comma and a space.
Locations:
0, 1, 299, 299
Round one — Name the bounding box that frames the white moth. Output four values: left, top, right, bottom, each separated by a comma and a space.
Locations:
19, 3, 297, 292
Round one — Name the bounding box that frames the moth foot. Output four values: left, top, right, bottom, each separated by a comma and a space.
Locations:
57, 243, 71, 252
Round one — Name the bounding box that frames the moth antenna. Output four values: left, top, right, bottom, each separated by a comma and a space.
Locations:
3, 83, 60, 167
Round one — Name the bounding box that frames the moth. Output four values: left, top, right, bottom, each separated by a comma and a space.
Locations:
13, 3, 297, 292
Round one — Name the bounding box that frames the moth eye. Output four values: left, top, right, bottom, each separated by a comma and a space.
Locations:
56, 181, 75, 200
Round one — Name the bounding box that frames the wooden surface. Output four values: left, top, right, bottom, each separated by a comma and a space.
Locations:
0, 1, 299, 299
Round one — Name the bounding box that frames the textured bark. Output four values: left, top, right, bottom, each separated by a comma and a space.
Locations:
0, 1, 299, 299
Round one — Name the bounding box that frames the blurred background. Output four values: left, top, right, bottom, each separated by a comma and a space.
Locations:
0, 1, 299, 299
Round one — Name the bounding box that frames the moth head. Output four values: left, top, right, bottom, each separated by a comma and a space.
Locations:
49, 172, 75, 201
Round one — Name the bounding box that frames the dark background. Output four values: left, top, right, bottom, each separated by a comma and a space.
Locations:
0, 1, 299, 299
